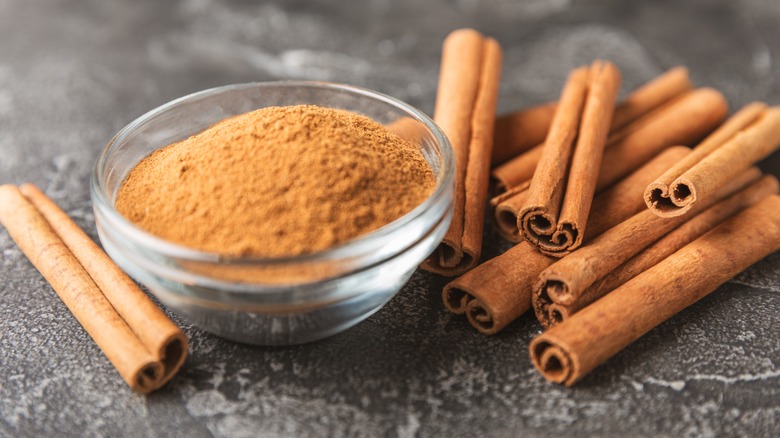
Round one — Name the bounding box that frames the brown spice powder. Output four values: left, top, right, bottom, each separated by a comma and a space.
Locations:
116, 104, 436, 258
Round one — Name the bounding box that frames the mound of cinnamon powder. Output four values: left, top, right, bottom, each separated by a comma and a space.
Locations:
116, 105, 436, 257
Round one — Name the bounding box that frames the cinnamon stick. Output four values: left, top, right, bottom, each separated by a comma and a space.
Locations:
443, 146, 690, 334
0, 184, 187, 393
645, 104, 780, 217
530, 195, 780, 385
420, 29, 502, 276
493, 87, 728, 243
492, 102, 556, 166
519, 61, 621, 256
533, 167, 763, 326
492, 66, 692, 192
541, 174, 779, 326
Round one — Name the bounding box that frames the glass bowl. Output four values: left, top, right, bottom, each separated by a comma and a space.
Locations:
91, 81, 454, 345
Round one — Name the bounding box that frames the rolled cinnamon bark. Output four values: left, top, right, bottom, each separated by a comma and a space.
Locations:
530, 195, 780, 385
645, 104, 780, 217
491, 66, 692, 193
493, 87, 728, 243
0, 185, 183, 393
421, 28, 502, 276
492, 102, 556, 166
542, 174, 779, 326
19, 184, 188, 387
444, 146, 690, 334
519, 61, 621, 256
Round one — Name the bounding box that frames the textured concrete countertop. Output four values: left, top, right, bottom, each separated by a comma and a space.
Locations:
1, 0, 779, 436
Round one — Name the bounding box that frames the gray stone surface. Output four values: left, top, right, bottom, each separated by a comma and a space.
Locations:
1, 0, 779, 436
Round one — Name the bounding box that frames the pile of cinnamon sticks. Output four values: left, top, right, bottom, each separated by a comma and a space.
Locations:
424, 28, 780, 385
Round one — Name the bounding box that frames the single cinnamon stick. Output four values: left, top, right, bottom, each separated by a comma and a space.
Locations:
443, 146, 690, 334
542, 174, 779, 326
492, 102, 557, 166
491, 66, 692, 193
533, 167, 763, 327
493, 87, 728, 243
19, 184, 188, 387
519, 61, 621, 256
0, 185, 181, 393
645, 104, 780, 217
420, 29, 502, 276
530, 195, 780, 386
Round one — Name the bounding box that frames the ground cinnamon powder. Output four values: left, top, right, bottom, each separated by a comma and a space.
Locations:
115, 105, 436, 257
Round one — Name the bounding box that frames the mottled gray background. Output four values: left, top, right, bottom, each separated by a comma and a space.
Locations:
1, 0, 779, 436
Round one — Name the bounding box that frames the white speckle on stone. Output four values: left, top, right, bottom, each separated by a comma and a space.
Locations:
397, 412, 421, 438
736, 331, 756, 342
269, 359, 284, 372
645, 377, 686, 391
629, 379, 644, 391
688, 370, 780, 384
186, 390, 236, 417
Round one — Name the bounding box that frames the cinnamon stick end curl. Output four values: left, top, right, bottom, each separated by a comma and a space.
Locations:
530, 337, 578, 386
422, 240, 477, 277
644, 178, 697, 218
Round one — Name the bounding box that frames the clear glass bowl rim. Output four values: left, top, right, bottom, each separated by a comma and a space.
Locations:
91, 80, 454, 267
